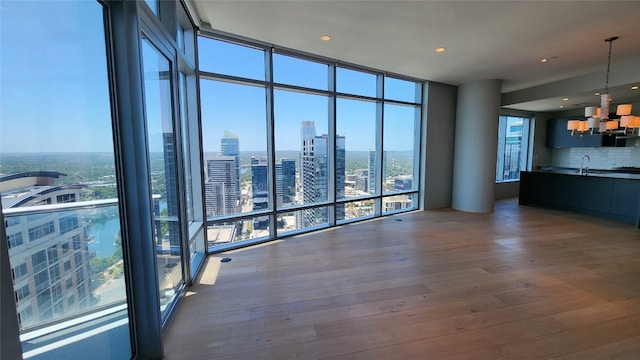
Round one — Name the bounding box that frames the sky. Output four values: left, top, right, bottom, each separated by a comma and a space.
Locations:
0, 1, 421, 155
0, 1, 114, 153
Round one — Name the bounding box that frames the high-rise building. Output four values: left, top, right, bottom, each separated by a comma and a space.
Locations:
251, 156, 269, 230
162, 132, 180, 248
275, 162, 283, 207
280, 159, 296, 206
393, 176, 413, 192
336, 137, 346, 220
300, 121, 345, 226
382, 195, 413, 212
205, 157, 237, 217
220, 131, 240, 200
1, 172, 92, 329
368, 150, 387, 194
368, 150, 376, 194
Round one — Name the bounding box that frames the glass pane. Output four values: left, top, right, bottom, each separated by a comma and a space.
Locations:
176, 4, 195, 63
340, 199, 375, 223
337, 98, 376, 200
1, 1, 130, 357
273, 53, 328, 90
383, 104, 418, 194
276, 158, 297, 208
336, 67, 377, 97
274, 90, 329, 215
497, 116, 525, 182
198, 37, 265, 80
140, 39, 183, 315
200, 80, 268, 218
382, 194, 416, 214
207, 216, 270, 249
384, 77, 419, 103
177, 25, 185, 51
179, 73, 194, 224
276, 206, 330, 236
144, 0, 158, 15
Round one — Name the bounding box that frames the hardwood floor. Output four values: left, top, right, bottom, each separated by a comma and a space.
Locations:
164, 199, 640, 359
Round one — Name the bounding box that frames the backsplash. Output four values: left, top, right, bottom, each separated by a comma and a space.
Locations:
551, 138, 640, 169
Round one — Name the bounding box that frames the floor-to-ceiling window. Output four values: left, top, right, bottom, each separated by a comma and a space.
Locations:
140, 37, 184, 316
2, 1, 203, 358
2, 2, 422, 357
1, 1, 131, 358
496, 115, 532, 182
138, 0, 203, 323
381, 77, 422, 214
198, 33, 423, 252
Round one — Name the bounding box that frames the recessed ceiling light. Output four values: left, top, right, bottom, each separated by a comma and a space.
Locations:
435, 47, 446, 53
562, 98, 569, 101
632, 85, 639, 90
541, 58, 548, 63
320, 35, 331, 41
560, 105, 564, 109
594, 92, 601, 96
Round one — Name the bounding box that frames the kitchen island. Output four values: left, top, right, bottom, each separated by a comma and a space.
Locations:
519, 169, 640, 228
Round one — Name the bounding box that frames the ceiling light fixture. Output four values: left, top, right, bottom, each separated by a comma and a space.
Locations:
320, 35, 331, 41
632, 85, 639, 90
541, 58, 548, 63
435, 47, 446, 53
568, 36, 636, 137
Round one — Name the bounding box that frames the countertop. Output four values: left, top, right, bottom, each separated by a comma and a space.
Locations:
535, 166, 640, 180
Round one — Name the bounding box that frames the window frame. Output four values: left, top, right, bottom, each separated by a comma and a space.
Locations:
496, 115, 532, 183
197, 31, 424, 252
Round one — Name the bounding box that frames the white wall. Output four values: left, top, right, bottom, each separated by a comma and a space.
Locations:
551, 138, 640, 169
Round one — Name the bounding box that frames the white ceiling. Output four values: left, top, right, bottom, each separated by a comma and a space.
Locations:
190, 0, 640, 113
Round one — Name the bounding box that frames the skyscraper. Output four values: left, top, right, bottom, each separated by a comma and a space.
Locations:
300, 121, 345, 226
162, 132, 180, 248
368, 149, 387, 194
251, 156, 269, 230
220, 130, 240, 200
205, 156, 237, 217
280, 159, 296, 206
368, 149, 376, 194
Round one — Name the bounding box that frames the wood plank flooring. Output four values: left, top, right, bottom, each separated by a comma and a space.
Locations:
164, 199, 640, 359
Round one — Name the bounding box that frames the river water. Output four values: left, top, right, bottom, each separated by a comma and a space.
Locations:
86, 200, 167, 258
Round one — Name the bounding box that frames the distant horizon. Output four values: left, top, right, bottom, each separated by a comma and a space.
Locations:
0, 149, 415, 155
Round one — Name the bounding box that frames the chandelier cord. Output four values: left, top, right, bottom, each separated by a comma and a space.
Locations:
603, 36, 618, 95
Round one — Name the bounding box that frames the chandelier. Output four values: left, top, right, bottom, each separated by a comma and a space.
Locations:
567, 36, 639, 136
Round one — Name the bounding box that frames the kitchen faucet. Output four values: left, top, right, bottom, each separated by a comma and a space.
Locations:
580, 154, 590, 175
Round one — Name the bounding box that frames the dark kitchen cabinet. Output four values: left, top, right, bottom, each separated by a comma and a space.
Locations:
546, 118, 573, 148
546, 118, 625, 148
610, 179, 640, 225
579, 177, 613, 212
519, 171, 640, 227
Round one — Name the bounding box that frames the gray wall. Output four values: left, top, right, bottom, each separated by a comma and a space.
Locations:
495, 181, 520, 200
531, 112, 554, 170
422, 81, 457, 209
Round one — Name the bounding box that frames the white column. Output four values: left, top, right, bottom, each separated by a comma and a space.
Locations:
452, 79, 502, 212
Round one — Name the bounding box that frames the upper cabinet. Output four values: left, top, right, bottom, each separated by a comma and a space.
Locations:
546, 118, 625, 148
